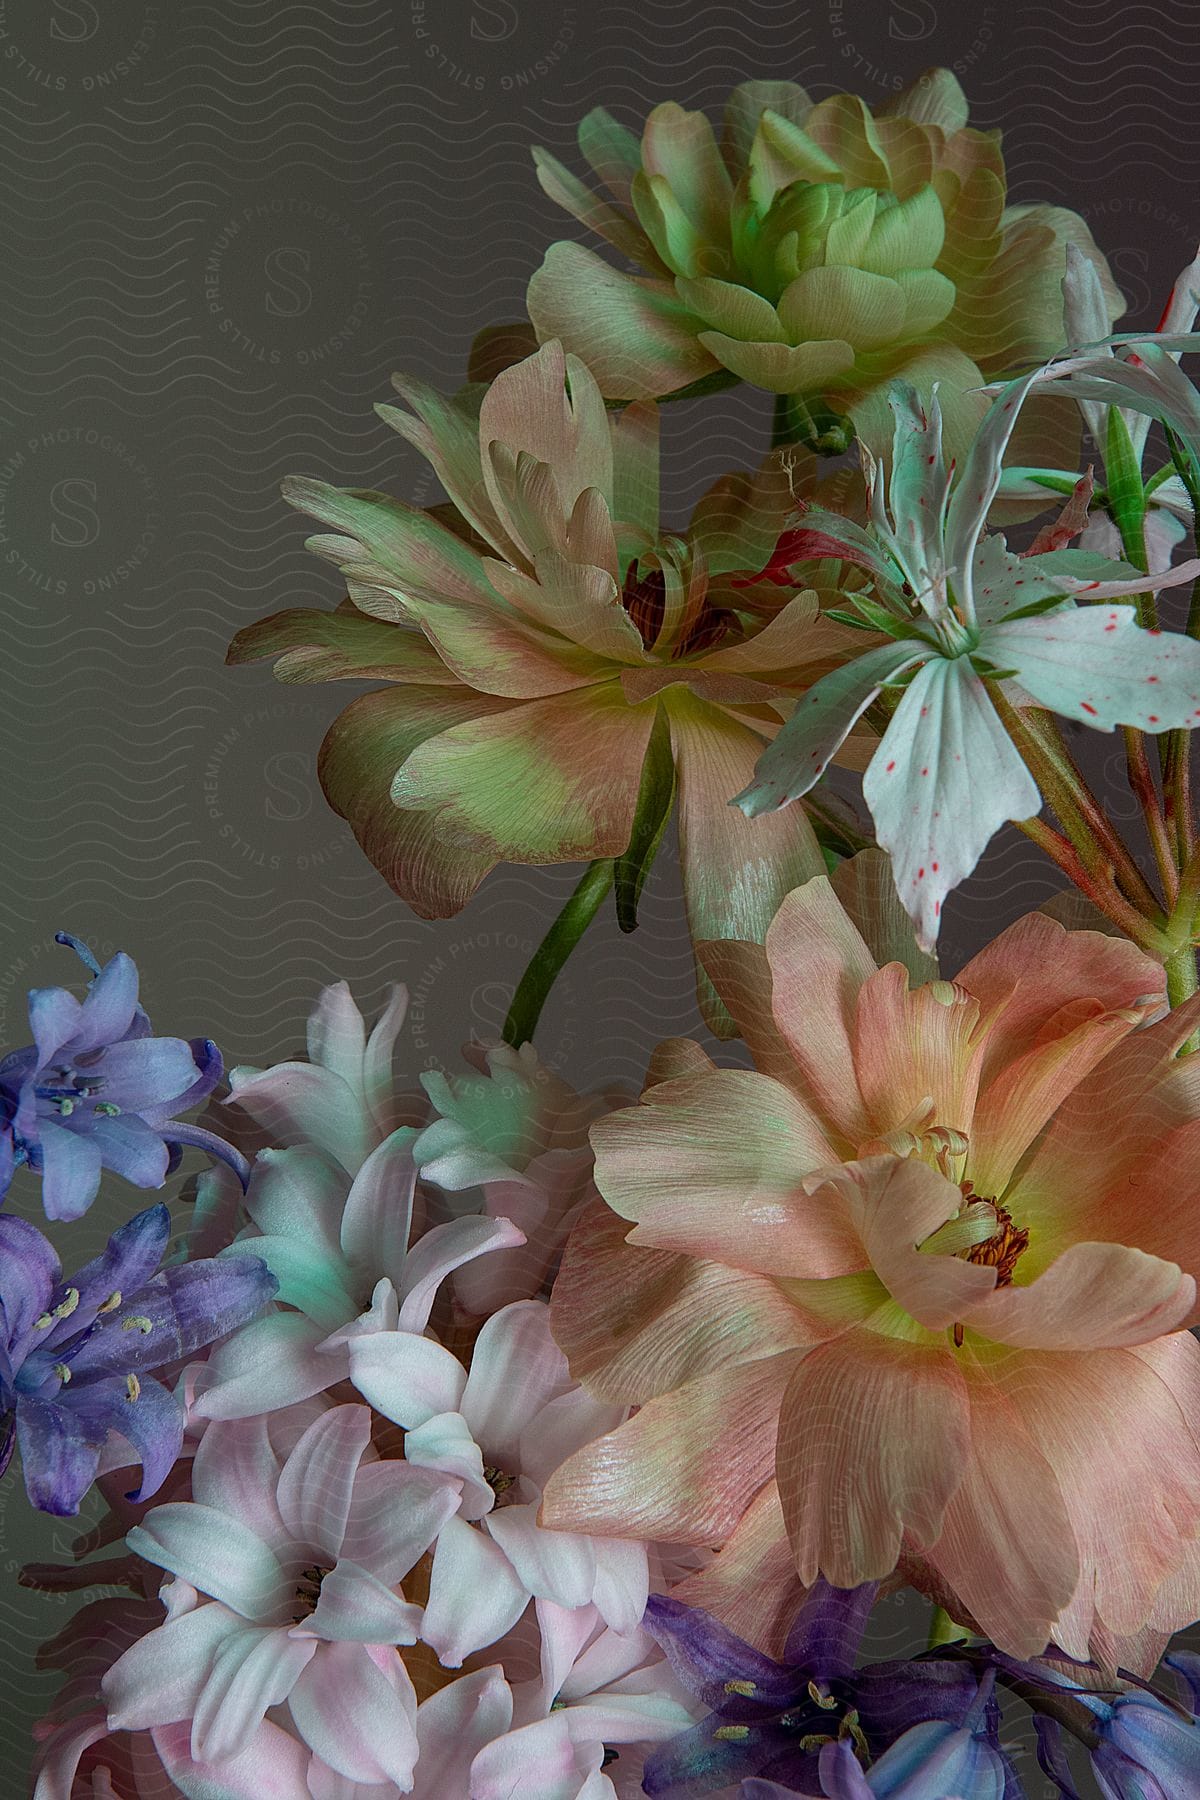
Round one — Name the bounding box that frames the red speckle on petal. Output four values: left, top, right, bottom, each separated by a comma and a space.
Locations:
1148, 676, 1159, 683
1080, 703, 1097, 716
1104, 623, 1116, 632
918, 868, 925, 879
927, 454, 936, 465
934, 900, 941, 915
1148, 628, 1163, 637
1148, 715, 1159, 723
921, 706, 929, 717
932, 861, 939, 871
886, 760, 896, 772
921, 766, 930, 776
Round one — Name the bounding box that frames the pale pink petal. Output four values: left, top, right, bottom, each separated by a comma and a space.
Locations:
1008, 1338, 1200, 1651
275, 1406, 372, 1560
961, 1242, 1195, 1350
549, 1197, 814, 1406
306, 982, 368, 1097
485, 1500, 597, 1612
668, 695, 827, 1037
460, 1300, 571, 1465
191, 1313, 343, 1422
670, 1480, 802, 1656
190, 1626, 315, 1765
851, 962, 987, 1141
763, 875, 879, 1148
345, 1330, 467, 1427
288, 1640, 419, 1788
518, 1388, 625, 1492
817, 1156, 997, 1330
340, 1460, 464, 1584
468, 1711, 589, 1800
776, 1333, 971, 1588
541, 1353, 799, 1544
477, 341, 613, 545
396, 1214, 527, 1334
243, 1147, 347, 1259
590, 1071, 864, 1276
126, 1506, 289, 1623
421, 1515, 531, 1664
531, 1599, 605, 1719
698, 938, 812, 1101
152, 1717, 312, 1800
410, 1667, 514, 1800
102, 1607, 244, 1732
923, 1363, 1078, 1660
955, 911, 1161, 1088
297, 1560, 423, 1644
337, 1128, 419, 1296
589, 1536, 651, 1637
363, 983, 410, 1138
968, 1002, 1154, 1198
228, 1064, 373, 1175
1008, 996, 1200, 1282
188, 1416, 287, 1543
402, 1410, 493, 1518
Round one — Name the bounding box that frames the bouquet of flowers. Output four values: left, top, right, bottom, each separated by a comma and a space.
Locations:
11, 65, 1200, 1800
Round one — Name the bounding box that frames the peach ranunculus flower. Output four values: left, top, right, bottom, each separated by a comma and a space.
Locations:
540, 860, 1200, 1666
228, 340, 872, 1033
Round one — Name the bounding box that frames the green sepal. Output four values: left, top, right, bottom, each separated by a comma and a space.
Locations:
614, 702, 676, 934
826, 608, 889, 633
827, 594, 920, 638
1104, 406, 1147, 547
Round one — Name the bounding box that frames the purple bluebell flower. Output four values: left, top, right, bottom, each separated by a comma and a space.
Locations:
1032, 1651, 1200, 1800
640, 1582, 1000, 1798
0, 1201, 275, 1515
0, 934, 248, 1221
802, 1671, 1010, 1797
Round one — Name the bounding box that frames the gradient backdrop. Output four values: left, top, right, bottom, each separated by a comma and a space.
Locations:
3, 0, 1198, 1789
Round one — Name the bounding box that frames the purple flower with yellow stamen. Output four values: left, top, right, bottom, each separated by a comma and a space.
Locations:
0, 1202, 275, 1516
0, 934, 248, 1222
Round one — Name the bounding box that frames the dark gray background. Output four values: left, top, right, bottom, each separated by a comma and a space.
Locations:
3, 0, 1199, 1788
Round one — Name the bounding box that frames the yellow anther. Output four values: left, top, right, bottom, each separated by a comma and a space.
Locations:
723, 1678, 757, 1696
125, 1374, 141, 1403
713, 1725, 750, 1742
121, 1316, 154, 1334
33, 1313, 54, 1331
52, 1363, 71, 1384
53, 1287, 80, 1320
808, 1681, 839, 1711
97, 1291, 122, 1315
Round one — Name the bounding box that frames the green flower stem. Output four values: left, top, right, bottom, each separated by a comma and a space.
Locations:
502, 859, 616, 1049
772, 393, 807, 450
1160, 428, 1200, 867
1123, 726, 1179, 905
770, 392, 854, 456
1166, 942, 1200, 1055
1016, 818, 1172, 954
992, 691, 1164, 921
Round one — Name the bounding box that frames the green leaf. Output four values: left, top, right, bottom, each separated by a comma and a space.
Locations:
614, 703, 676, 933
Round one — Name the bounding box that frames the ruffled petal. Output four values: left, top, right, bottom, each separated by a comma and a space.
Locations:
541, 1352, 799, 1544
591, 1069, 860, 1275
775, 1332, 971, 1588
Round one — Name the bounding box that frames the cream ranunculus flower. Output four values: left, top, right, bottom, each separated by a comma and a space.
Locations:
526, 70, 1122, 452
